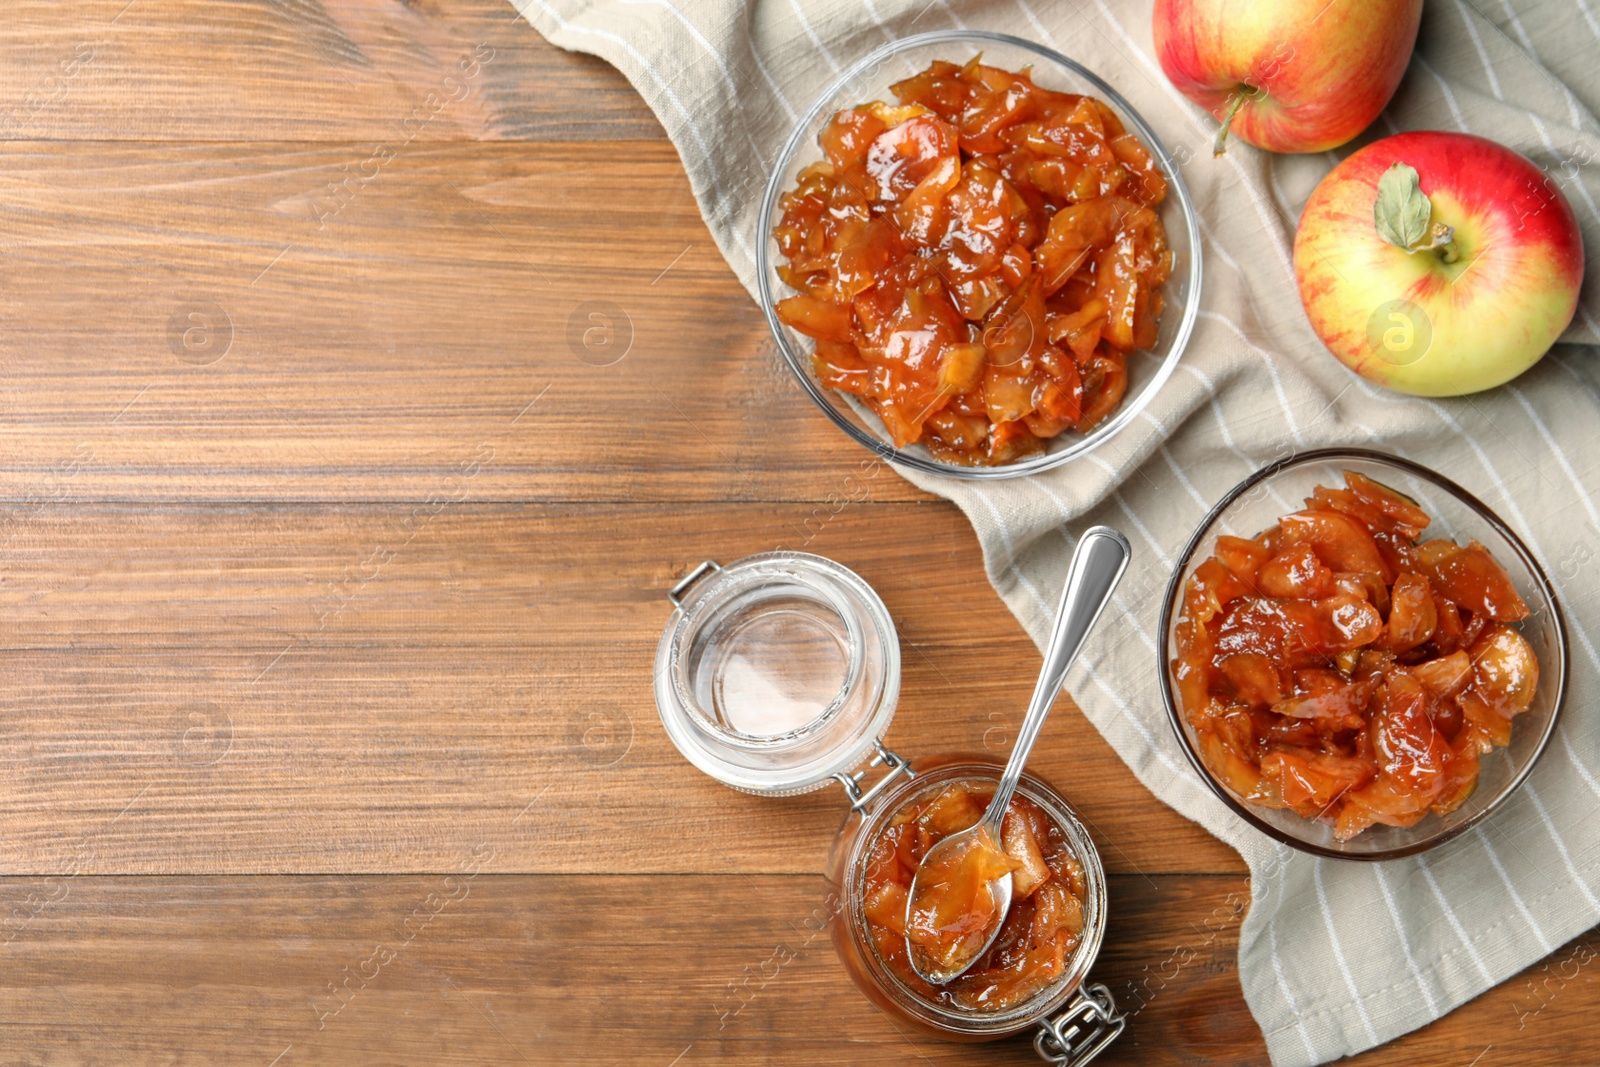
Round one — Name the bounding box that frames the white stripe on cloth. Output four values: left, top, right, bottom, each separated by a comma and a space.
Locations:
1413, 53, 1471, 132
1269, 868, 1321, 1061
1313, 859, 1381, 1045
1417, 852, 1496, 984
1523, 784, 1600, 916
1194, 311, 1309, 445
1475, 827, 1554, 954
784, 0, 841, 73
1453, 0, 1505, 100
1494, 0, 1587, 128
1373, 863, 1443, 1017
1578, 0, 1600, 44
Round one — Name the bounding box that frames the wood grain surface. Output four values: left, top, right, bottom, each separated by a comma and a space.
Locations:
0, 1, 1589, 1064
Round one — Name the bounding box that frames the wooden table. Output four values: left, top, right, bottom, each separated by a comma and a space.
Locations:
0, 2, 1590, 1063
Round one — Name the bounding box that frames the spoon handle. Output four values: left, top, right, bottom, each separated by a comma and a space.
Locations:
984, 526, 1131, 832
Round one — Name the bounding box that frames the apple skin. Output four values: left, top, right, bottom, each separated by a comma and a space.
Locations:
1153, 0, 1422, 154
1294, 132, 1584, 397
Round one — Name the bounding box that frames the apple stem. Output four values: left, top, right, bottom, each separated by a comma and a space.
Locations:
1430, 223, 1461, 264
1374, 163, 1462, 265
1212, 92, 1250, 158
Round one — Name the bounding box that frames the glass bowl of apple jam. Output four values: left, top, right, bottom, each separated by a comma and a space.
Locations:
656, 554, 1123, 1062
755, 29, 1202, 479
1158, 449, 1568, 860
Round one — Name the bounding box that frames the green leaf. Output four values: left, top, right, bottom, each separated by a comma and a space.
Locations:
1373, 163, 1434, 251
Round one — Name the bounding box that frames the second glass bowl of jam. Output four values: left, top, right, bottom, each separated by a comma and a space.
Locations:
1157, 449, 1568, 859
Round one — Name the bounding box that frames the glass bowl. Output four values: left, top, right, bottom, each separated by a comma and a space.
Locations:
1157, 449, 1569, 860
754, 29, 1203, 480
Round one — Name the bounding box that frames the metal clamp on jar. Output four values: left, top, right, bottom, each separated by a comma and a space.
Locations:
655, 550, 1126, 1063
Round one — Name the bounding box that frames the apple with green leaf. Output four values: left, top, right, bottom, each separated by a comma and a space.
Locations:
1153, 0, 1422, 156
1293, 131, 1583, 397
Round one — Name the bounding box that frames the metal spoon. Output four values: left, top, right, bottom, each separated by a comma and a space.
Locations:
904, 526, 1131, 985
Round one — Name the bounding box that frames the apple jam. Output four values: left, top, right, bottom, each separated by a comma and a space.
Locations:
1172, 471, 1538, 840
861, 781, 1087, 1011
771, 58, 1174, 465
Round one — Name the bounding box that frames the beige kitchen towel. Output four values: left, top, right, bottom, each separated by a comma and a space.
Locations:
511, 0, 1600, 1062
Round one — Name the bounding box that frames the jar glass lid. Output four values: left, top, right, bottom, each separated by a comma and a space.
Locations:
654, 552, 900, 796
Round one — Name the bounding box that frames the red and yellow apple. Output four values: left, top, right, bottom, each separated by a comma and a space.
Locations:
1153, 0, 1423, 155
1294, 131, 1584, 397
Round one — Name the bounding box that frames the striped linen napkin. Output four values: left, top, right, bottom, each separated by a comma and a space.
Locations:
512, 0, 1600, 1061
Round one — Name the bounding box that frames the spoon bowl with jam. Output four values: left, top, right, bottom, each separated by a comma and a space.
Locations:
905, 526, 1129, 985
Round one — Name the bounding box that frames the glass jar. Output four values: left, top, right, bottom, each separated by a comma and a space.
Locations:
654, 552, 901, 796
656, 553, 1124, 1063
825, 755, 1120, 1062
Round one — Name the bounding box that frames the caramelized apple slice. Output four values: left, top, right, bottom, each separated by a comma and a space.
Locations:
1271, 669, 1370, 728
1001, 811, 1052, 900
916, 785, 987, 836
1260, 750, 1377, 817
1195, 713, 1264, 799
1413, 650, 1472, 699
836, 217, 908, 300
1464, 624, 1539, 719
1351, 473, 1428, 525
1279, 509, 1389, 576
1334, 776, 1434, 840
1333, 571, 1390, 617
1371, 672, 1450, 797
1171, 619, 1214, 723
1213, 535, 1272, 585
890, 60, 969, 119
775, 293, 853, 343
1382, 572, 1438, 651
1308, 472, 1431, 540
1415, 541, 1530, 621
864, 879, 910, 937
819, 108, 889, 194
1213, 595, 1382, 659
865, 114, 959, 201
904, 828, 1020, 972
1256, 542, 1336, 599
1076, 347, 1127, 431
1320, 595, 1385, 651
1430, 745, 1482, 816
1218, 652, 1283, 706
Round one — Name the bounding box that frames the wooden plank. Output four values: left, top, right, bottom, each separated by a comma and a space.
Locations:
0, 872, 1265, 1066
0, 0, 664, 142
0, 139, 934, 503
4, 870, 1587, 1065
0, 500, 1239, 877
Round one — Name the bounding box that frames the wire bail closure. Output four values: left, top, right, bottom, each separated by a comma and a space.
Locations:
1033, 983, 1125, 1065
831, 740, 915, 813
667, 560, 722, 605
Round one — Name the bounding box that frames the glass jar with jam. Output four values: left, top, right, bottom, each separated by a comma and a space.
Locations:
656, 552, 1124, 1064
